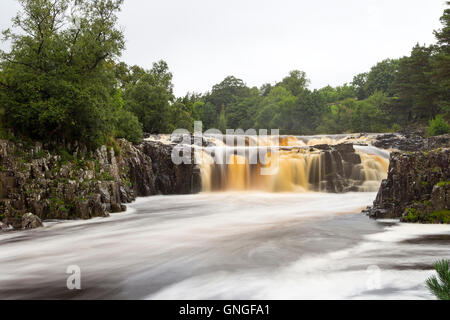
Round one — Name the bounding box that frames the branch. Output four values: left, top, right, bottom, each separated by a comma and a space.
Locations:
67, 28, 81, 65
89, 53, 108, 71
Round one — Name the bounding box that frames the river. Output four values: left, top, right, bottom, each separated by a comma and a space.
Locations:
0, 192, 449, 300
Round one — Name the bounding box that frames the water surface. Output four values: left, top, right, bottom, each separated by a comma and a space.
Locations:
0, 192, 449, 300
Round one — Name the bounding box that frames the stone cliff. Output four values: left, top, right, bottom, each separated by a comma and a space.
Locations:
0, 139, 201, 229
366, 147, 450, 223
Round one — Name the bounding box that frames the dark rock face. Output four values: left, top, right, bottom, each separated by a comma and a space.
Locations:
0, 139, 201, 229
142, 141, 201, 194
311, 144, 366, 193
367, 148, 450, 221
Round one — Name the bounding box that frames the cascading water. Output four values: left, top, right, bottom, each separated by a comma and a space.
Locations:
197, 134, 390, 193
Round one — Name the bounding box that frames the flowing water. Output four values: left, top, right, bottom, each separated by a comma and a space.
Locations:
197, 134, 389, 192
0, 192, 449, 300
0, 135, 449, 300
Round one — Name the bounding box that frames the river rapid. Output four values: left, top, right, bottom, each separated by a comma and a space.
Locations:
0, 192, 449, 300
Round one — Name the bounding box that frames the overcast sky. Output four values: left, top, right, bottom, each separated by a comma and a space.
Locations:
0, 0, 447, 96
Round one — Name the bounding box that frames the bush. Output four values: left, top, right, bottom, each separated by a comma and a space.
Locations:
426, 259, 450, 300
403, 208, 450, 224
427, 115, 449, 136
114, 109, 143, 144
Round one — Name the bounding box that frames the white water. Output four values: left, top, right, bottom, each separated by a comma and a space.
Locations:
0, 192, 449, 300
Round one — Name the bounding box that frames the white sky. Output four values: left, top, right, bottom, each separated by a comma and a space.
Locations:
0, 0, 447, 96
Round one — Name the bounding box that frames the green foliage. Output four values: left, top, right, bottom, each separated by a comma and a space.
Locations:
427, 115, 450, 136
218, 107, 227, 133
105, 138, 121, 157
49, 196, 69, 214
255, 86, 295, 131
277, 70, 309, 96
431, 4, 450, 118
166, 98, 196, 132
0, 0, 126, 149
352, 73, 368, 100
426, 259, 450, 300
102, 171, 115, 181
123, 60, 174, 133
436, 181, 450, 187
403, 208, 450, 224
393, 45, 439, 123
364, 59, 400, 97
114, 108, 143, 144
1, 1, 449, 144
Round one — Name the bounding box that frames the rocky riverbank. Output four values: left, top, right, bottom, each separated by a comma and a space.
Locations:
366, 145, 450, 223
0, 139, 201, 230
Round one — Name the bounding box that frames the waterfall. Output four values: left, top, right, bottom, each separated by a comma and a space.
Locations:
198, 135, 389, 193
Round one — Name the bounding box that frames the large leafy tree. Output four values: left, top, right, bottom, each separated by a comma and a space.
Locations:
123, 60, 174, 133
364, 59, 400, 97
393, 44, 438, 122
0, 0, 126, 147
431, 2, 450, 118
352, 73, 368, 100
277, 70, 309, 97
199, 76, 251, 130
255, 86, 295, 131
226, 87, 261, 130
206, 76, 251, 113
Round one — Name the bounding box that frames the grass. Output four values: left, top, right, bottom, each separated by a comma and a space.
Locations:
403, 208, 450, 224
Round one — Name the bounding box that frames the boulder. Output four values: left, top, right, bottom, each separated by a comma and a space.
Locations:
21, 213, 43, 230
0, 221, 10, 231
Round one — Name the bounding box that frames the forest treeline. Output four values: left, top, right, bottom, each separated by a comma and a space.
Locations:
0, 0, 449, 149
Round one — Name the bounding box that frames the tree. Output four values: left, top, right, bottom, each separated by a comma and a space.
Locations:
166, 100, 195, 132
226, 87, 261, 129
113, 108, 143, 144
218, 106, 227, 132
352, 73, 368, 100
114, 62, 145, 89
206, 76, 251, 113
426, 259, 450, 300
256, 86, 295, 131
277, 70, 309, 97
0, 0, 126, 148
198, 102, 218, 130
393, 45, 438, 122
364, 59, 399, 97
351, 92, 393, 133
290, 90, 327, 134
431, 2, 450, 118
123, 60, 174, 133
317, 84, 356, 104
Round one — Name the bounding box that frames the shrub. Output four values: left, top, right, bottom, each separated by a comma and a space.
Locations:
427, 115, 449, 136
114, 109, 143, 144
403, 208, 450, 224
426, 259, 450, 300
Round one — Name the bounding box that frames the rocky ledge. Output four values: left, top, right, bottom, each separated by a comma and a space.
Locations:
365, 147, 450, 223
373, 129, 450, 151
0, 139, 201, 230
